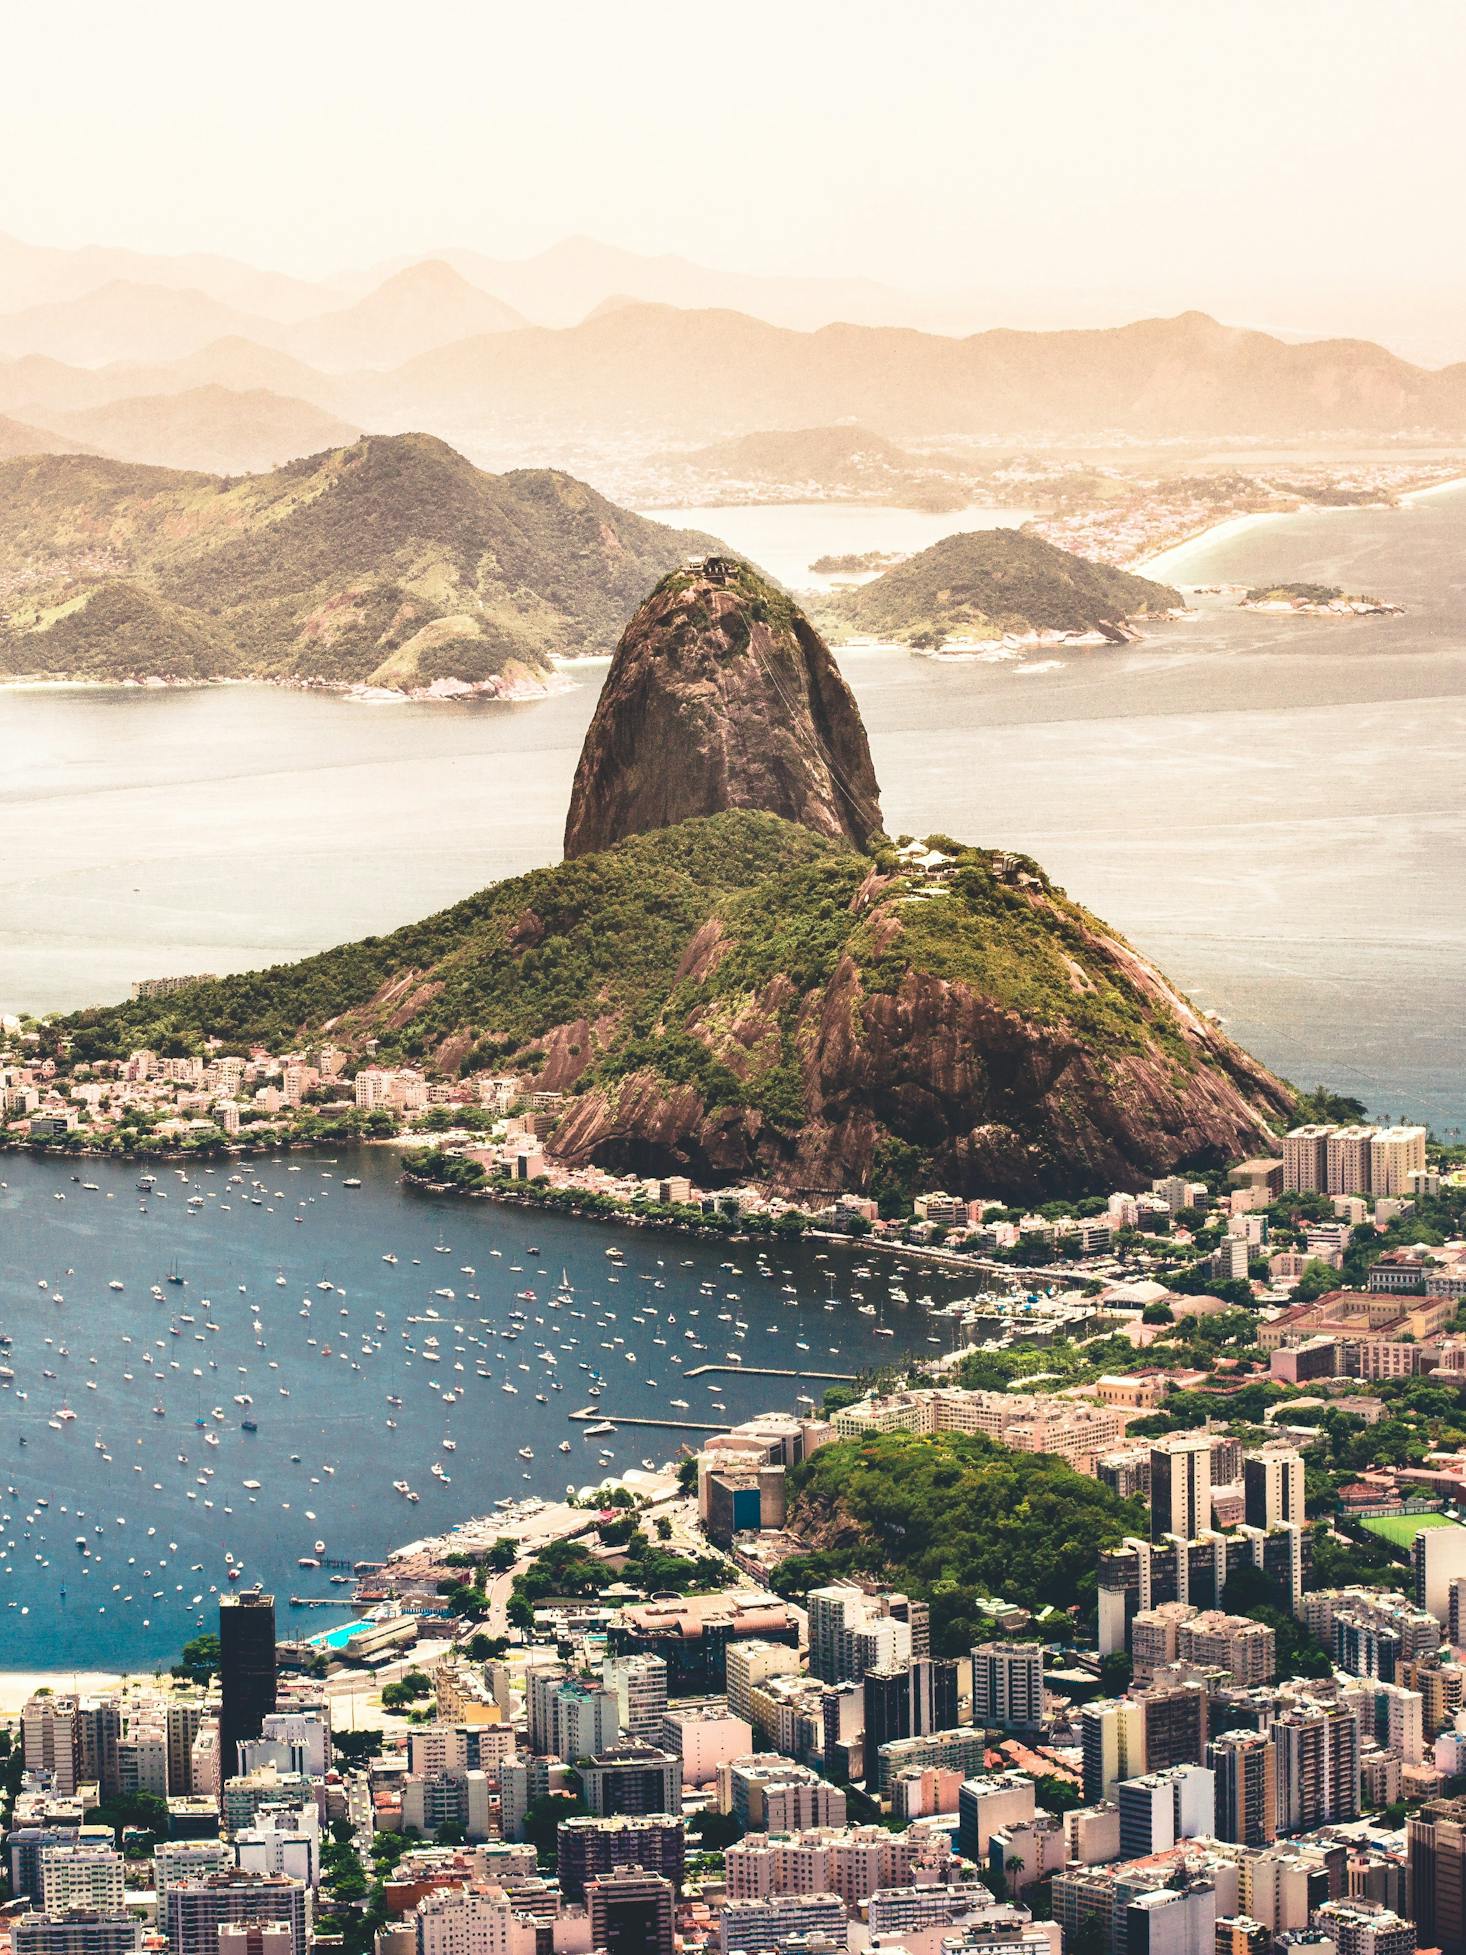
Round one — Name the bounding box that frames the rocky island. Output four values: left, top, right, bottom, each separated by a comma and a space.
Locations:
1241, 581, 1402, 616
55, 559, 1293, 1203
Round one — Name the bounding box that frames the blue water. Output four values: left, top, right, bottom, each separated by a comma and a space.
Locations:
0, 1145, 963, 1670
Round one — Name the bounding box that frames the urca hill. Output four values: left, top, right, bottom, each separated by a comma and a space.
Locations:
0, 433, 715, 692
68, 560, 1294, 1201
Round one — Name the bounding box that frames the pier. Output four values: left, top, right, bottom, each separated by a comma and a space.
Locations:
569, 1406, 732, 1432
683, 1363, 857, 1381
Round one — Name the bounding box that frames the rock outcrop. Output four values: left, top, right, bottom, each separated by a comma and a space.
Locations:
563, 557, 883, 858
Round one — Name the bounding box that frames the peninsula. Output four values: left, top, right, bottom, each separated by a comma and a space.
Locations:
0, 433, 717, 695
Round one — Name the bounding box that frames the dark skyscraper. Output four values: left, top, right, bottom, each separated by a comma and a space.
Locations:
219, 1592, 277, 1776
586, 1868, 675, 1955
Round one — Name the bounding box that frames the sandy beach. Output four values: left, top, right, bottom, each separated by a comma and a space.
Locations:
0, 1670, 128, 1715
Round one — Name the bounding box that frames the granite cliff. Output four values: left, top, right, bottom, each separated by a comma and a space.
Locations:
563, 557, 883, 858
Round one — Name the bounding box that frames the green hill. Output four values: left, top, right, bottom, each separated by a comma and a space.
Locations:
0, 434, 717, 689
54, 809, 1291, 1202
822, 527, 1181, 645
775, 1428, 1147, 1649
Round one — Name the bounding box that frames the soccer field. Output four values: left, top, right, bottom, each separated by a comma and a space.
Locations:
1360, 1512, 1457, 1548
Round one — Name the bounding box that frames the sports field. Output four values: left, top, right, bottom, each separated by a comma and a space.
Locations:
1360, 1512, 1457, 1548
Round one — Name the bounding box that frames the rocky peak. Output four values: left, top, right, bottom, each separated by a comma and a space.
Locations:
563, 556, 883, 859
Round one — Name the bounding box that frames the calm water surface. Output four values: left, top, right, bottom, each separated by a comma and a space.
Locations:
0, 1145, 964, 1669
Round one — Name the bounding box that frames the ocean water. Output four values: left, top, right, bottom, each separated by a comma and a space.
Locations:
0, 1146, 965, 1670
1, 487, 1462, 1125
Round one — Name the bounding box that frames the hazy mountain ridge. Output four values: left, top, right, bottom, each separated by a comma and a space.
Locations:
377, 305, 1466, 441
0, 433, 717, 689
32, 386, 362, 474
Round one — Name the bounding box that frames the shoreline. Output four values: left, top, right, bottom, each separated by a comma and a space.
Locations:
0, 671, 577, 707
1131, 473, 1466, 581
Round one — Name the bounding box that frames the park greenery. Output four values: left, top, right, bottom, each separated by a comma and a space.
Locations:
775, 1427, 1146, 1654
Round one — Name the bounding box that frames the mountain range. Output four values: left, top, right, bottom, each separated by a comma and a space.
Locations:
0, 434, 714, 690
5, 231, 1466, 468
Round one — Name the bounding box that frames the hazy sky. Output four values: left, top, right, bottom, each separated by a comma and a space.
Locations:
6, 0, 1465, 351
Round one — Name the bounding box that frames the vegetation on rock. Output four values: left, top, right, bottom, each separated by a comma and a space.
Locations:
820, 527, 1180, 644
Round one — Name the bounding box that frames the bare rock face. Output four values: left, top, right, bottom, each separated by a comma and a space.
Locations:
563, 557, 883, 859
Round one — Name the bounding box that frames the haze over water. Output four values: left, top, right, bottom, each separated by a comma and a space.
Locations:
3, 487, 1462, 1128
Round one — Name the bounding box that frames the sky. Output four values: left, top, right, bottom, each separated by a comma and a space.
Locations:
5, 0, 1465, 356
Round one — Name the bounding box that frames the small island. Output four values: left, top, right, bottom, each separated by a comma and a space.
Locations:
817, 526, 1183, 651
809, 548, 909, 576
1241, 581, 1402, 616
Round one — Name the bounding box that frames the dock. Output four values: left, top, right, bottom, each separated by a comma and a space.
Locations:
683, 1363, 857, 1381
569, 1406, 732, 1432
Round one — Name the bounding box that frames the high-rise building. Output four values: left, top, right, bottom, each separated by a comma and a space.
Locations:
218, 1594, 277, 1777
861, 1658, 959, 1772
1208, 1729, 1276, 1846
578, 1743, 682, 1818
1082, 1698, 1146, 1804
806, 1585, 913, 1684
1175, 1612, 1276, 1687
412, 1884, 537, 1955
164, 1872, 306, 1955
1413, 1525, 1466, 1626
556, 1815, 684, 1903
1284, 1126, 1333, 1194
1151, 1438, 1213, 1543
586, 1867, 675, 1955
971, 1641, 1045, 1731
12, 1916, 142, 1955
1244, 1449, 1306, 1532
22, 1696, 81, 1796
1272, 1703, 1360, 1833
1408, 1796, 1466, 1955
1368, 1128, 1429, 1198
601, 1656, 669, 1745
1313, 1899, 1416, 1955
1141, 1682, 1210, 1772
38, 1847, 125, 1915
1116, 1765, 1215, 1858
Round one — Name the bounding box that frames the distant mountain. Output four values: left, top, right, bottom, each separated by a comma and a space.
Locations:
0, 433, 718, 689
280, 262, 526, 371
353, 235, 930, 332
0, 412, 92, 461
0, 344, 357, 440
657, 423, 977, 508
0, 279, 275, 365
0, 231, 336, 320
824, 529, 1181, 645
373, 305, 1466, 442
34, 386, 362, 475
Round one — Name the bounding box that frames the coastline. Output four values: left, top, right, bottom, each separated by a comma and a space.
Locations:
0, 1670, 127, 1716
0, 670, 577, 706
1131, 473, 1466, 581
1129, 511, 1284, 580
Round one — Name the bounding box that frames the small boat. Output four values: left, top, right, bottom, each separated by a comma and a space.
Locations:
343, 1178, 362, 1188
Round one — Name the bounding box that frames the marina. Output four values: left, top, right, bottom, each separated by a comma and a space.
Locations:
0, 1144, 973, 1671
